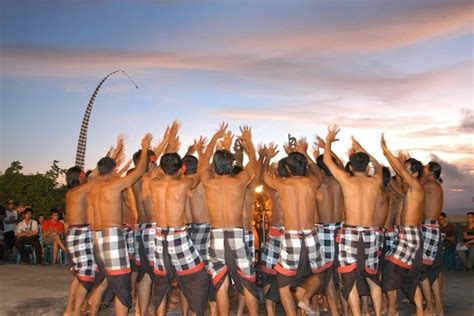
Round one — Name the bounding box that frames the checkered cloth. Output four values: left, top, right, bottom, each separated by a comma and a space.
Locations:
337, 225, 381, 275
385, 225, 422, 269
154, 226, 204, 276
262, 226, 284, 274
123, 225, 136, 261
275, 227, 323, 276
66, 225, 97, 282
93, 227, 130, 275
384, 227, 397, 255
421, 220, 440, 265
190, 223, 211, 266
208, 228, 255, 285
317, 222, 341, 271
244, 229, 256, 264
135, 222, 156, 267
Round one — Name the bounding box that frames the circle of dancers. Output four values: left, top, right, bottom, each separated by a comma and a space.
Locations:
63, 122, 445, 316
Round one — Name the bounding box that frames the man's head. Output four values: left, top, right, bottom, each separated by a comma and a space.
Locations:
66, 166, 85, 189
50, 208, 59, 221
182, 155, 198, 175
286, 152, 307, 177
316, 155, 332, 177
7, 200, 15, 209
345, 162, 354, 176
382, 167, 391, 188
349, 152, 370, 173
23, 208, 33, 220
38, 214, 45, 224
425, 161, 443, 183
439, 212, 447, 225
133, 149, 157, 172
404, 158, 423, 179
160, 153, 183, 176
467, 212, 474, 225
277, 157, 289, 178
97, 157, 116, 176
213, 150, 234, 176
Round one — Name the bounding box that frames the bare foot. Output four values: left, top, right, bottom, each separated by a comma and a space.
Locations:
298, 301, 319, 316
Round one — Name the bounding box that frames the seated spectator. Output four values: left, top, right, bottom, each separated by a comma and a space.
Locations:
15, 208, 42, 264
439, 212, 456, 269
457, 212, 474, 271
0, 205, 5, 262
42, 209, 67, 265
3, 200, 18, 261
37, 214, 45, 242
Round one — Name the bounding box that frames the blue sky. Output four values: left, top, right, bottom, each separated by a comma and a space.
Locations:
0, 1, 473, 210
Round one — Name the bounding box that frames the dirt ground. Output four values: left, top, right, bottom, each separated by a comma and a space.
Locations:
0, 264, 472, 315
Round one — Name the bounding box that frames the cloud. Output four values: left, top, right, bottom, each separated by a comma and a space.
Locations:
459, 108, 474, 132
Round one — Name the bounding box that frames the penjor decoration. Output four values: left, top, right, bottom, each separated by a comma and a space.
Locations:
75, 70, 138, 170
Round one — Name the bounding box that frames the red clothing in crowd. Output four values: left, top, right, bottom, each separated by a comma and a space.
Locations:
42, 219, 65, 233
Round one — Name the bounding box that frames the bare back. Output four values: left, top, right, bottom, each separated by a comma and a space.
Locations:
122, 188, 138, 226
317, 176, 345, 224
402, 183, 425, 226
266, 187, 284, 227
66, 183, 92, 226
339, 174, 380, 227
275, 177, 318, 231
203, 176, 249, 228
242, 180, 258, 230
188, 183, 211, 223
374, 187, 390, 228
89, 177, 125, 230
132, 178, 155, 223
423, 181, 443, 221
149, 176, 193, 228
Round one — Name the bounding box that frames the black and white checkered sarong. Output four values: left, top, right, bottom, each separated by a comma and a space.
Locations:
421, 220, 440, 265
262, 226, 284, 274
154, 226, 204, 276
385, 225, 421, 269
317, 222, 341, 271
135, 222, 156, 267
275, 227, 323, 276
244, 229, 256, 264
93, 227, 130, 275
190, 223, 211, 266
123, 225, 136, 261
384, 227, 397, 255
66, 225, 97, 282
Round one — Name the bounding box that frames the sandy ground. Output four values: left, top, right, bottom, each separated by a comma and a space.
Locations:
0, 264, 473, 315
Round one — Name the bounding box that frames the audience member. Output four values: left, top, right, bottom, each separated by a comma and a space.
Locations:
3, 200, 18, 261
42, 209, 67, 265
15, 208, 42, 264
457, 212, 474, 271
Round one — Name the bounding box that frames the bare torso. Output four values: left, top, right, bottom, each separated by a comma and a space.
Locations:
266, 187, 284, 227
122, 188, 138, 226
66, 182, 92, 226
188, 183, 211, 223
374, 187, 390, 227
423, 180, 444, 221
242, 180, 258, 230
339, 174, 380, 227
317, 176, 345, 224
132, 177, 155, 224
401, 184, 425, 226
89, 177, 125, 230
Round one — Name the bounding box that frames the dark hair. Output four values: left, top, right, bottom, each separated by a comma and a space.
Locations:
316, 154, 332, 177
404, 158, 423, 179
349, 152, 370, 173
286, 152, 307, 177
133, 149, 156, 168
382, 167, 391, 187
231, 165, 243, 176
277, 157, 289, 178
213, 150, 234, 176
50, 208, 59, 216
345, 162, 353, 176
160, 153, 183, 175
467, 212, 474, 216
427, 161, 443, 183
97, 157, 116, 175
440, 212, 446, 218
23, 207, 33, 215
182, 155, 198, 175
66, 166, 83, 189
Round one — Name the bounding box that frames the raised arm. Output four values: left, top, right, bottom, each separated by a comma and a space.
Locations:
256, 144, 267, 181
261, 143, 280, 190
323, 125, 350, 184
296, 137, 323, 182
351, 136, 382, 181
316, 135, 344, 168
239, 125, 257, 180
380, 134, 418, 188
198, 123, 227, 180
154, 124, 173, 158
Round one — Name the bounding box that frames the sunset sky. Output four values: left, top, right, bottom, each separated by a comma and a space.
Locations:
1, 1, 473, 211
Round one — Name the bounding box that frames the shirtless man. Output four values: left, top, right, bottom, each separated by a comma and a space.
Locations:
420, 161, 444, 315
148, 150, 208, 316
381, 134, 426, 316
63, 167, 97, 316
199, 124, 259, 316
88, 133, 152, 316
261, 151, 287, 316
262, 144, 323, 316
323, 126, 383, 316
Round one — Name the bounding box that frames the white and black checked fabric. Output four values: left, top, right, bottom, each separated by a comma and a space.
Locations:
337, 225, 381, 275
208, 228, 255, 282
123, 225, 136, 261
93, 227, 130, 275
317, 222, 341, 271
154, 226, 203, 276
276, 228, 322, 275
421, 220, 440, 265
384, 227, 398, 255
385, 225, 422, 269
190, 223, 211, 266
262, 226, 284, 274
135, 222, 156, 267
66, 225, 97, 282
244, 229, 256, 264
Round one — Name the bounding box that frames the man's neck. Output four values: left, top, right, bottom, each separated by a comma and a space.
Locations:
24, 219, 31, 224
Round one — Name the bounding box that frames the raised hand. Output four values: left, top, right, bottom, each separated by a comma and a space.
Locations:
326, 125, 340, 144
266, 142, 279, 158
296, 137, 308, 154
221, 131, 234, 151
216, 122, 228, 139
257, 143, 267, 158
141, 133, 153, 150
351, 136, 364, 153
239, 125, 252, 141
380, 133, 388, 151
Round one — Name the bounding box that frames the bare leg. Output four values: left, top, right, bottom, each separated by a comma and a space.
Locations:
90, 279, 108, 316
53, 240, 59, 265
131, 271, 138, 307
414, 287, 425, 316
215, 277, 230, 315
298, 274, 321, 314
55, 235, 68, 252
237, 292, 246, 316
420, 278, 435, 315
361, 296, 369, 316
263, 283, 276, 316
325, 277, 339, 316
156, 291, 168, 316
386, 290, 397, 316
138, 273, 152, 316
179, 289, 190, 316
209, 301, 217, 316
243, 286, 259, 316
347, 283, 361, 316
279, 284, 297, 316
64, 278, 78, 316
339, 292, 350, 316
73, 283, 89, 316
432, 276, 444, 315
366, 277, 382, 316
115, 296, 129, 316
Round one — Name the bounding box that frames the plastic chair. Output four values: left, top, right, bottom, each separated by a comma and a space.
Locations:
15, 245, 36, 264
43, 245, 53, 265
